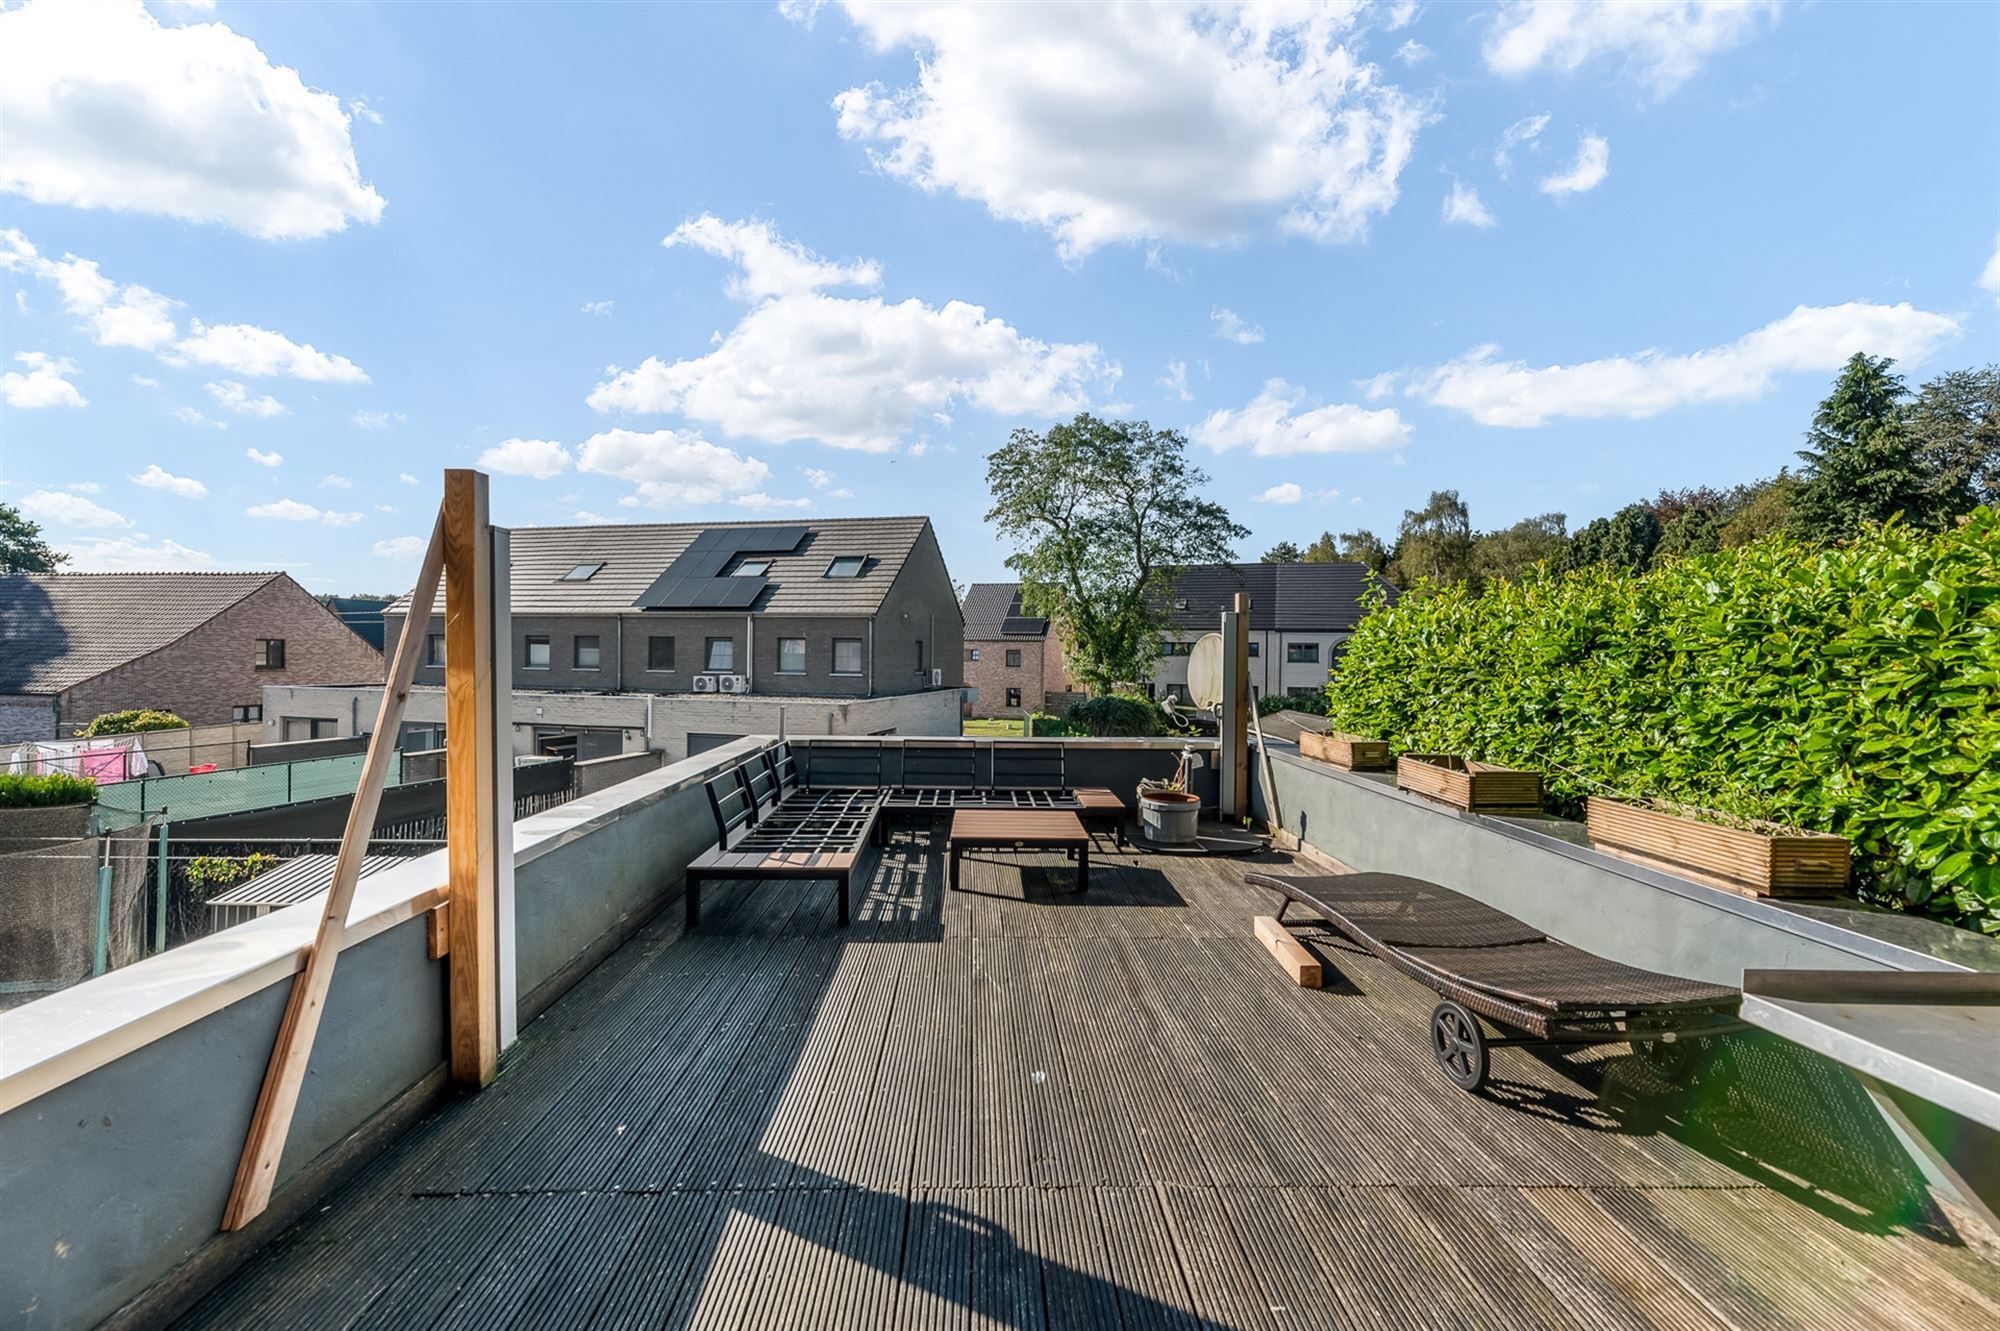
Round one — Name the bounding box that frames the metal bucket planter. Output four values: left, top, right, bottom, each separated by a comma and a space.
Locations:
1138, 789, 1201, 845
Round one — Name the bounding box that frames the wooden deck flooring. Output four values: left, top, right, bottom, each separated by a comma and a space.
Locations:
177, 837, 2000, 1330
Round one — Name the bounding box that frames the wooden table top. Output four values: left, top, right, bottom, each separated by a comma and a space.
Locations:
1073, 787, 1123, 809
948, 809, 1089, 843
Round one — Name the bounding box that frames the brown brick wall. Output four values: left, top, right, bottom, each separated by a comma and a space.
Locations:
58, 576, 384, 731
963, 637, 1048, 717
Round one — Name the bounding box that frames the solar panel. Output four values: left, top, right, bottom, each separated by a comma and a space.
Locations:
1000, 616, 1048, 635
631, 523, 806, 610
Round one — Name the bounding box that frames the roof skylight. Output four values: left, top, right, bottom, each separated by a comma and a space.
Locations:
560, 562, 605, 582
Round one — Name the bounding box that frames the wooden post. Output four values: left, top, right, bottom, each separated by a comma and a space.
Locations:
1219, 592, 1251, 818
221, 513, 447, 1231
443, 469, 499, 1089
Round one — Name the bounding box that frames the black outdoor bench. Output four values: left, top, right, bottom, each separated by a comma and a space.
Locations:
685, 754, 881, 929
872, 740, 1119, 846
1245, 870, 1744, 1092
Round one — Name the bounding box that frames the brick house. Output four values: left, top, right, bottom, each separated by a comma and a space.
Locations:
0, 572, 384, 742
960, 583, 1074, 719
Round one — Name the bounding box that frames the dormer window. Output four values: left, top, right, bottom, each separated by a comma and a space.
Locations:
560, 562, 605, 582
825, 555, 866, 578
732, 560, 770, 577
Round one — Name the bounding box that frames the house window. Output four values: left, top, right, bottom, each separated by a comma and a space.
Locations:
1159, 641, 1195, 657
1247, 641, 1260, 657
777, 638, 806, 674
1286, 643, 1320, 664
825, 555, 866, 578
647, 635, 674, 671
282, 717, 337, 741
732, 560, 770, 577
254, 638, 286, 669
1006, 688, 1022, 709
232, 704, 262, 722
705, 637, 735, 672
832, 638, 863, 675
1005, 649, 1023, 668
967, 647, 981, 662
560, 563, 604, 582
425, 633, 446, 667
574, 635, 601, 669
524, 635, 551, 669
915, 639, 925, 674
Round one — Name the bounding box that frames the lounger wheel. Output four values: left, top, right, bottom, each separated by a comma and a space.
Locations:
1430, 1002, 1489, 1092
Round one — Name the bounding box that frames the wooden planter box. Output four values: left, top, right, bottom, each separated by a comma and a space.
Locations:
1396, 755, 1542, 813
1297, 730, 1391, 771
1585, 797, 1851, 897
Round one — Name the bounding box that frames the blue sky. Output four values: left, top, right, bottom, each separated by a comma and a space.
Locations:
2, 0, 1996, 593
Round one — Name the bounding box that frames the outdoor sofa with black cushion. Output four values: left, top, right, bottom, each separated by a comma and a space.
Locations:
1244, 870, 1743, 1092
685, 752, 881, 929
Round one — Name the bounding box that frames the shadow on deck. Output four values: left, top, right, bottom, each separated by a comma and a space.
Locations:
176, 836, 2000, 1329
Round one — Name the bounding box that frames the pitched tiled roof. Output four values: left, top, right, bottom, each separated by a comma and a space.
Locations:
0, 572, 281, 694
390, 517, 937, 619
961, 583, 1049, 639
1161, 563, 1395, 632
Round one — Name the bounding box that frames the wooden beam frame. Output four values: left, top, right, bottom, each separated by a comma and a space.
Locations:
220, 512, 447, 1231
443, 469, 500, 1088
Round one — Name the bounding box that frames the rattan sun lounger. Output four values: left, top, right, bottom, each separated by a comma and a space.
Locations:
1244, 870, 1743, 1091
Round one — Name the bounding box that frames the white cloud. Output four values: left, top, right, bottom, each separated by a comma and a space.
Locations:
372, 535, 425, 560
1385, 0, 1420, 29
1396, 40, 1432, 65
571, 511, 627, 525
580, 299, 614, 317
174, 405, 224, 429
0, 0, 384, 238
590, 217, 1115, 451
61, 535, 216, 572
1357, 370, 1400, 401
67, 482, 101, 494
21, 488, 130, 528
1159, 360, 1192, 402
802, 467, 836, 489
131, 374, 159, 388
825, 487, 855, 499
352, 409, 405, 430
1211, 307, 1265, 345
1538, 134, 1609, 196
575, 427, 774, 507
320, 511, 364, 527
11, 290, 26, 316
376, 504, 398, 514
1493, 112, 1550, 178
809, 3, 1428, 258
665, 215, 880, 302
398, 472, 419, 485
1442, 179, 1497, 228
1411, 301, 1963, 427
347, 96, 383, 126
1485, 1, 1781, 94
246, 447, 283, 466
1194, 379, 1413, 456
477, 438, 572, 479
131, 464, 207, 498
205, 379, 288, 418
171, 321, 366, 382
1981, 232, 2000, 308
1, 229, 366, 380
732, 493, 813, 511
1257, 482, 1304, 504
319, 474, 353, 489
0, 351, 86, 408
247, 498, 322, 521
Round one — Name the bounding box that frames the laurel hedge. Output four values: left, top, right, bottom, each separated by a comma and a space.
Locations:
1325, 508, 2000, 934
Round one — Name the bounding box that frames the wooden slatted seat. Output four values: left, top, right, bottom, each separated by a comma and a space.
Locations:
686, 754, 881, 929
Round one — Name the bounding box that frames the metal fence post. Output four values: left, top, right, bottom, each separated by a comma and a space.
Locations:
154, 823, 170, 954
94, 840, 112, 976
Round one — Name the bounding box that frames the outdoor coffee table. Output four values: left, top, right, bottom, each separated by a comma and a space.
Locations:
947, 810, 1090, 895
1073, 787, 1127, 847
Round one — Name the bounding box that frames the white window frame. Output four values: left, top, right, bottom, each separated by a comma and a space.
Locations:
831, 637, 864, 676
776, 637, 807, 674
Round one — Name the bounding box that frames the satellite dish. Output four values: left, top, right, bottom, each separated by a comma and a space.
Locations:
1186, 633, 1225, 711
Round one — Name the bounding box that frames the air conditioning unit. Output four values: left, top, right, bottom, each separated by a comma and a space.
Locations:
692, 674, 717, 693
718, 674, 749, 694
930, 668, 943, 687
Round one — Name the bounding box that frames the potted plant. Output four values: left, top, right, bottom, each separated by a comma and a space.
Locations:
1137, 745, 1202, 844
1298, 730, 1391, 771
1585, 796, 1851, 897
1396, 754, 1542, 813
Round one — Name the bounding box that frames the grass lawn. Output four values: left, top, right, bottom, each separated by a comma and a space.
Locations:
961, 718, 1026, 737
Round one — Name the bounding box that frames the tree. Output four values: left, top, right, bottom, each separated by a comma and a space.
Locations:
1335, 529, 1391, 575
1718, 471, 1801, 547
1655, 506, 1721, 560
1792, 353, 1931, 540
987, 414, 1246, 693
1387, 491, 1475, 591
0, 502, 67, 572
1906, 364, 2000, 516
1301, 532, 1339, 563
1650, 486, 1734, 526
1569, 503, 1662, 574
1472, 512, 1567, 586
1261, 540, 1303, 563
